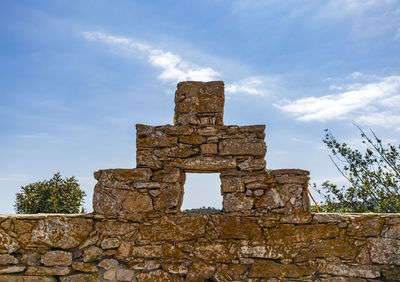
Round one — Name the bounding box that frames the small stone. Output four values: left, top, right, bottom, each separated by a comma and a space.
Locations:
129, 260, 160, 271
98, 258, 119, 270
219, 139, 266, 157
116, 268, 136, 281
200, 143, 218, 154
72, 262, 98, 273
121, 192, 153, 213
41, 250, 72, 266
21, 252, 40, 266
0, 276, 56, 282
179, 135, 206, 145
103, 269, 116, 280
238, 158, 266, 171
0, 265, 25, 274
25, 266, 71, 276
60, 273, 100, 282
220, 176, 245, 193
253, 189, 264, 197
83, 246, 102, 262
136, 269, 183, 282
101, 238, 121, 249
223, 193, 253, 212
0, 254, 18, 265
149, 189, 161, 197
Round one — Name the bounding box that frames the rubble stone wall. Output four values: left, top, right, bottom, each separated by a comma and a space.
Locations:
1, 81, 399, 281
0, 213, 399, 281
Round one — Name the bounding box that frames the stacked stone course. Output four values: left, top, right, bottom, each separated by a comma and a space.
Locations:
0, 81, 399, 281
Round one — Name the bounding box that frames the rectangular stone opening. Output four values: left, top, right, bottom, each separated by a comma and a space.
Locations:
182, 173, 222, 211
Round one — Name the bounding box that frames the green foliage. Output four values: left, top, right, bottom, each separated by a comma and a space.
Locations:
314, 126, 400, 213
185, 206, 221, 213
15, 173, 86, 214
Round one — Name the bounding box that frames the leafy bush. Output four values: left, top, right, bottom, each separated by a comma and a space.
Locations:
15, 172, 86, 214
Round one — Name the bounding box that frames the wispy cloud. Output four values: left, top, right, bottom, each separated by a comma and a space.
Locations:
275, 75, 400, 130
83, 31, 273, 96
225, 77, 268, 96
84, 31, 220, 83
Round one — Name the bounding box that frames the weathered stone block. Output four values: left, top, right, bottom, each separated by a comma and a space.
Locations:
71, 262, 98, 273
223, 193, 254, 212
0, 254, 17, 265
248, 260, 315, 278
171, 156, 236, 172
200, 143, 218, 154
25, 266, 71, 276
212, 215, 262, 239
219, 139, 266, 157
0, 265, 25, 274
220, 176, 245, 193
41, 251, 72, 266
174, 81, 225, 126
137, 136, 178, 148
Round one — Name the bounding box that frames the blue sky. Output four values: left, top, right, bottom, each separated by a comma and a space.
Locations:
1, 0, 400, 213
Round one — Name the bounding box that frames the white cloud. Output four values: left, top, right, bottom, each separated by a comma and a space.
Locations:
84, 31, 220, 83
225, 77, 268, 96
355, 112, 400, 130
275, 76, 400, 127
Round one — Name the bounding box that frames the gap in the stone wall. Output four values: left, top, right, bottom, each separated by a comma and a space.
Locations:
181, 173, 222, 211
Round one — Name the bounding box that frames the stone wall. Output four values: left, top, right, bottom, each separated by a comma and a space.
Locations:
0, 213, 399, 281
1, 81, 399, 281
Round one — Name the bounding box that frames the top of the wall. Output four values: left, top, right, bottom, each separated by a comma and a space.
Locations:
174, 81, 225, 126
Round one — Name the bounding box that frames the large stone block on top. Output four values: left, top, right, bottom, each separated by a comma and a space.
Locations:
174, 81, 225, 126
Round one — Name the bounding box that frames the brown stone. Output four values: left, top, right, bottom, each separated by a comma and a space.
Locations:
267, 224, 340, 244
116, 268, 136, 281
237, 158, 266, 171
220, 176, 244, 193
83, 246, 102, 262
136, 150, 162, 169
137, 214, 207, 242
152, 167, 183, 183
161, 260, 189, 275
194, 242, 234, 262
319, 263, 380, 279
0, 254, 18, 265
296, 239, 358, 262
212, 215, 262, 239
29, 217, 93, 249
240, 245, 286, 259
0, 276, 56, 282
223, 193, 253, 212
347, 215, 384, 237
153, 183, 183, 211
248, 260, 315, 278
101, 237, 121, 249
98, 258, 119, 270
256, 188, 284, 209
382, 265, 400, 281
0, 265, 25, 274
164, 125, 194, 136
369, 237, 400, 265
174, 81, 224, 126
200, 143, 218, 154
136, 269, 183, 282
94, 168, 152, 181
41, 251, 72, 266
25, 266, 71, 276
121, 192, 153, 213
60, 273, 101, 282
21, 252, 40, 266
129, 260, 160, 271
131, 245, 163, 258
71, 262, 98, 273
186, 260, 216, 282
0, 229, 19, 253
219, 139, 266, 157
94, 221, 138, 236
179, 134, 206, 145
137, 136, 178, 148
171, 156, 236, 172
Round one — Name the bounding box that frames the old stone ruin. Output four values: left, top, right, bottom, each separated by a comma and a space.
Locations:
0, 81, 399, 281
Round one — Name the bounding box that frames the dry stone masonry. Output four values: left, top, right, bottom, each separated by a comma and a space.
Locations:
0, 81, 399, 281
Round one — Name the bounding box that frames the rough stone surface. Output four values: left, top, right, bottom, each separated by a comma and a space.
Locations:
41, 251, 72, 266
1, 82, 399, 281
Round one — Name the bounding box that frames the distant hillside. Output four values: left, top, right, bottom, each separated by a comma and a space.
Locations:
184, 206, 221, 213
